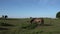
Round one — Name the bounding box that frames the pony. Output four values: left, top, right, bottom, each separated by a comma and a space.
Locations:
30, 18, 44, 25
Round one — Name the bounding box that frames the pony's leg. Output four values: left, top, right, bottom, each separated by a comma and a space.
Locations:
41, 20, 44, 25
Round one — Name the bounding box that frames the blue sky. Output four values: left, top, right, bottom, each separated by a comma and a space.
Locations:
0, 0, 60, 18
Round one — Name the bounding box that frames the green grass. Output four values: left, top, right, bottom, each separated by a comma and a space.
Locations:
0, 18, 60, 34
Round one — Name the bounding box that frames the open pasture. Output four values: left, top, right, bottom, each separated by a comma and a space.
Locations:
0, 18, 60, 34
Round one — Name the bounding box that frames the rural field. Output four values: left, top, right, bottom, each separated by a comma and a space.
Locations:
0, 18, 60, 34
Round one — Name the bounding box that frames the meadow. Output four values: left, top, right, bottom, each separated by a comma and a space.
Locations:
0, 18, 60, 34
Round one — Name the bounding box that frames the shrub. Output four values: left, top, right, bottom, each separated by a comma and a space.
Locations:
56, 11, 60, 18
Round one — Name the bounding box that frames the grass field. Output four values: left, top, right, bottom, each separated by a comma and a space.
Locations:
0, 18, 60, 34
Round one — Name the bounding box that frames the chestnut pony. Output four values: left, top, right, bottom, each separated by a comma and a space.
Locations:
30, 18, 44, 25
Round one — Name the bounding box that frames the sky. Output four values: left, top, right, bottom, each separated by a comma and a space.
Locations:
0, 0, 60, 18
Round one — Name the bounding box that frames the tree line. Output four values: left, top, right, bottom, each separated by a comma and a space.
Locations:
1, 15, 8, 19
0, 11, 60, 19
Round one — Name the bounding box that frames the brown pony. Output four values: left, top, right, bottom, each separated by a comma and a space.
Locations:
30, 18, 44, 25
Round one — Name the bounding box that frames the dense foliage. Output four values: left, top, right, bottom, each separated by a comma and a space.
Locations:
56, 11, 60, 18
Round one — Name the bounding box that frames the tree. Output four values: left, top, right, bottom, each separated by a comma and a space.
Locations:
2, 15, 5, 18
5, 15, 8, 19
1, 15, 8, 19
30, 17, 32, 19
56, 11, 60, 18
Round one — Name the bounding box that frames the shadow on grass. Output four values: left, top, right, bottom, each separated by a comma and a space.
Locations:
32, 30, 44, 34
0, 27, 9, 30
40, 24, 52, 26
0, 22, 14, 26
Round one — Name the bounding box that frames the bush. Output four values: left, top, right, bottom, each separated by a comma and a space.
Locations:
56, 11, 60, 18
